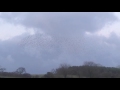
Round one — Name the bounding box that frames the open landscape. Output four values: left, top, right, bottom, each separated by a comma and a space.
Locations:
1, 61, 120, 78
0, 12, 120, 78
43, 61, 120, 78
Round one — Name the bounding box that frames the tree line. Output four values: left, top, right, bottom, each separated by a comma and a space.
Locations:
1, 61, 120, 78
0, 67, 32, 78
43, 61, 120, 78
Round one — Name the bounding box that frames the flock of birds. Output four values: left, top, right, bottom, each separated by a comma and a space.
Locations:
18, 33, 86, 56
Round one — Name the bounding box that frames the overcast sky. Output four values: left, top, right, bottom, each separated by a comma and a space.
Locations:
0, 12, 120, 74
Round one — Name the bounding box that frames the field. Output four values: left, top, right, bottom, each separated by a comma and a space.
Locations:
0, 74, 44, 78
31, 74, 45, 78
0, 76, 23, 78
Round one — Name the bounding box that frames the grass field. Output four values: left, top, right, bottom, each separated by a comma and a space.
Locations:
0, 75, 87, 78
0, 76, 23, 78
0, 74, 44, 78
31, 74, 45, 78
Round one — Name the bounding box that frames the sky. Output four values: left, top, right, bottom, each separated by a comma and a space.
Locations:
0, 12, 120, 74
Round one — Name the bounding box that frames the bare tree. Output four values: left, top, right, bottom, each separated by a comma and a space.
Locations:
83, 61, 101, 67
0, 68, 6, 72
51, 69, 56, 74
0, 66, 6, 73
16, 67, 26, 74
82, 62, 101, 78
116, 65, 120, 69
44, 72, 54, 78
55, 63, 70, 78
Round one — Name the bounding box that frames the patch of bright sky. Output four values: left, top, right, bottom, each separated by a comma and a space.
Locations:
0, 18, 35, 41
114, 12, 120, 20
1, 12, 120, 41
86, 12, 120, 38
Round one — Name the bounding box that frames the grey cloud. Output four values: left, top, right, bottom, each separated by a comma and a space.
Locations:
0, 12, 120, 74
20, 12, 118, 38
0, 32, 120, 74
0, 12, 118, 36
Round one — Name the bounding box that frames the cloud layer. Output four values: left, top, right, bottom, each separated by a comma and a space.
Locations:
0, 12, 120, 74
